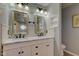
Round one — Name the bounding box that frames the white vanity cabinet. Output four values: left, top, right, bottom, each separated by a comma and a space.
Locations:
3, 39, 54, 56
31, 42, 53, 56
3, 48, 22, 56
20, 46, 32, 56
3, 46, 32, 56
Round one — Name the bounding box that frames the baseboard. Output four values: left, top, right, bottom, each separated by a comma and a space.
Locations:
64, 50, 78, 56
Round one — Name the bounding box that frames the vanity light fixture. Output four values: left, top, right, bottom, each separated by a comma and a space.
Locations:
36, 7, 48, 15
36, 7, 43, 13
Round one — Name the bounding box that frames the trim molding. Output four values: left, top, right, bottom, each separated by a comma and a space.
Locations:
64, 50, 78, 56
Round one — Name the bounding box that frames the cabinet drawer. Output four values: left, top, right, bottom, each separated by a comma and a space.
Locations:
31, 44, 42, 56
21, 46, 32, 56
40, 42, 54, 56
32, 42, 53, 56
3, 46, 32, 56
3, 48, 21, 56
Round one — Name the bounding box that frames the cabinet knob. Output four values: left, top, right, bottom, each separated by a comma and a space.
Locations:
35, 52, 38, 55
46, 44, 50, 47
35, 46, 38, 48
22, 51, 24, 53
18, 52, 21, 54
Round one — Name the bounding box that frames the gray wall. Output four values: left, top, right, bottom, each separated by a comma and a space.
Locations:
62, 4, 79, 55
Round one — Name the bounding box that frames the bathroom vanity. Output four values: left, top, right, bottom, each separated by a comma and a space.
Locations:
1, 4, 54, 56
0, 3, 63, 56
3, 37, 54, 56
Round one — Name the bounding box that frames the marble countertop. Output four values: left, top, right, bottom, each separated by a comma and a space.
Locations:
2, 35, 54, 45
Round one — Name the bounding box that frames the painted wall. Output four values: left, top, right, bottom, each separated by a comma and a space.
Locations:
48, 4, 62, 56
62, 4, 79, 55
0, 4, 7, 55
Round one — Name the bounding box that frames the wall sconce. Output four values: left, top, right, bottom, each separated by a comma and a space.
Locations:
36, 7, 48, 15
16, 3, 29, 11
36, 8, 44, 13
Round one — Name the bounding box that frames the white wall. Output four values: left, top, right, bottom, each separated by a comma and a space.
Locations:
0, 4, 6, 56
47, 3, 62, 56
0, 4, 9, 44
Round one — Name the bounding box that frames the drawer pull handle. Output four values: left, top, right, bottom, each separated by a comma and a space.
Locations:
22, 51, 24, 53
35, 46, 38, 48
35, 53, 38, 55
46, 44, 50, 47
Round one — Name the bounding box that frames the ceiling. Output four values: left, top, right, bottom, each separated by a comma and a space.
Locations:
39, 3, 74, 9
62, 3, 73, 8
38, 3, 50, 7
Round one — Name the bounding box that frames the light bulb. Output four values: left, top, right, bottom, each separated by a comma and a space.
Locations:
25, 5, 29, 10
18, 3, 22, 8
44, 11, 48, 15
36, 9, 39, 12
40, 10, 43, 13
20, 25, 26, 30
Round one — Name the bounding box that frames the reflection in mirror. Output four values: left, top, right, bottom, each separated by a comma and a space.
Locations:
35, 15, 48, 36
8, 11, 29, 38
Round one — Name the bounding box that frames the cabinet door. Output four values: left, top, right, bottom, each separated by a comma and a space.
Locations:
3, 46, 32, 56
31, 44, 42, 56
3, 48, 21, 56
21, 46, 32, 56
32, 42, 54, 56
40, 42, 54, 56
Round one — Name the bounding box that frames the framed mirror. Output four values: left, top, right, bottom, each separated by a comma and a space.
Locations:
8, 10, 29, 38
34, 15, 48, 36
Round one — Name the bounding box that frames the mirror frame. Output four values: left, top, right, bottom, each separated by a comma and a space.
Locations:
8, 10, 29, 38
34, 15, 48, 36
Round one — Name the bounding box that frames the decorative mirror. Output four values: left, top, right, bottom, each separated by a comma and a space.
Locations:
35, 15, 48, 36
8, 10, 29, 38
